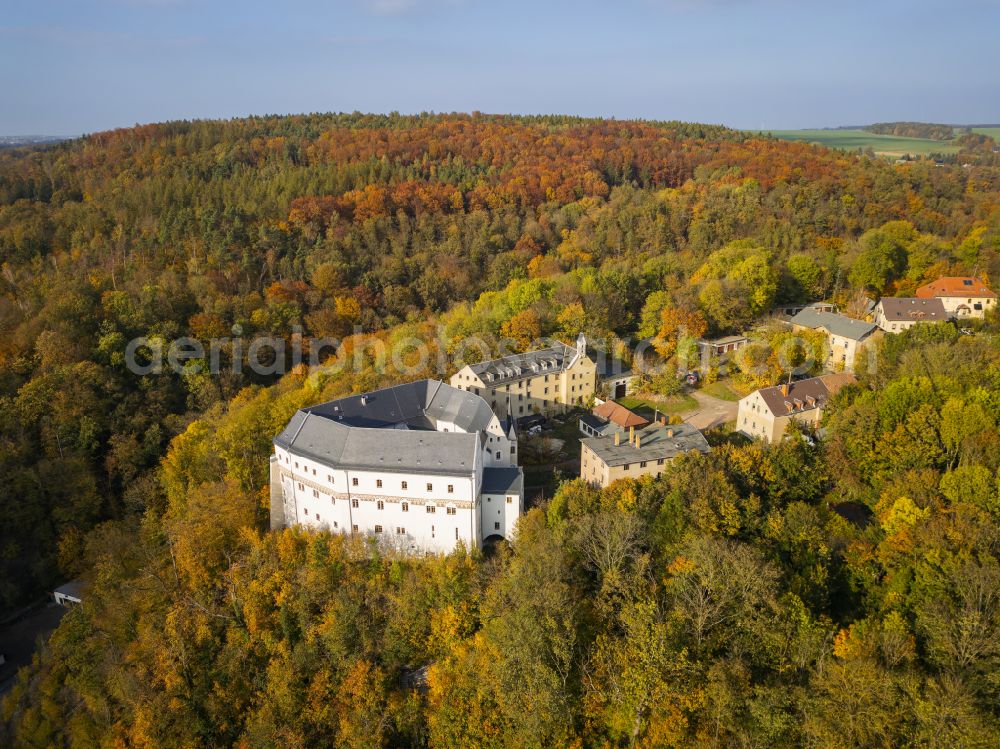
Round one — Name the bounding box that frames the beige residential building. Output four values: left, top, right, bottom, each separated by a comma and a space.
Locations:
873, 297, 948, 332
580, 420, 711, 487
737, 373, 855, 443
450, 334, 597, 417
789, 309, 878, 372
916, 276, 996, 319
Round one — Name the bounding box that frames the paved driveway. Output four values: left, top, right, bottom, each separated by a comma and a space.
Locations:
684, 390, 738, 431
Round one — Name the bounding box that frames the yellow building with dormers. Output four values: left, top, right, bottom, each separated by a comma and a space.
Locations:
450, 334, 597, 418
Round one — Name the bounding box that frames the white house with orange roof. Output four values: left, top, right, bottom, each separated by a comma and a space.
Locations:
916, 276, 996, 319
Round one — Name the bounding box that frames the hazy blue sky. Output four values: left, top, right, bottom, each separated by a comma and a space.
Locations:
2, 0, 998, 134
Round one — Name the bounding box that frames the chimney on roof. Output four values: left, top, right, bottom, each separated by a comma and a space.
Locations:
614, 431, 620, 446
635, 434, 641, 449
629, 425, 635, 444
660, 415, 667, 426
780, 383, 789, 397
667, 427, 674, 438
361, 395, 368, 406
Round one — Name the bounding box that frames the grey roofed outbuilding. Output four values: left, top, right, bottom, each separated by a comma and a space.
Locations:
481, 466, 523, 495
790, 309, 878, 340
53, 579, 85, 602
274, 380, 494, 475
876, 297, 948, 322
582, 421, 711, 467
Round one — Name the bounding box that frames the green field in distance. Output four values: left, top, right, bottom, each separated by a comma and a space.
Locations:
755, 129, 960, 157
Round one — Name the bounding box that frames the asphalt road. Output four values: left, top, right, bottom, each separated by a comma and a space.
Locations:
0, 603, 66, 695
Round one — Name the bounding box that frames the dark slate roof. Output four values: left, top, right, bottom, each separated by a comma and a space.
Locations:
579, 413, 608, 432
297, 379, 494, 432
582, 422, 711, 467
790, 309, 878, 341
469, 340, 580, 384
481, 466, 524, 495
877, 297, 948, 322
754, 373, 856, 416
275, 380, 493, 475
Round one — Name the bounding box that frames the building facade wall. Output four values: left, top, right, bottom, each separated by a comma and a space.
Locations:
274, 443, 493, 553
737, 391, 775, 441
480, 491, 521, 539
937, 295, 994, 319
581, 442, 673, 488
874, 306, 921, 333
737, 392, 823, 444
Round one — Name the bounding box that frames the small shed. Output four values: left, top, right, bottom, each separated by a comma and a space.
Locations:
53, 579, 85, 607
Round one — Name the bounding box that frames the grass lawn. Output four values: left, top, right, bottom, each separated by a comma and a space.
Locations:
700, 380, 741, 401
619, 393, 699, 419
755, 129, 960, 158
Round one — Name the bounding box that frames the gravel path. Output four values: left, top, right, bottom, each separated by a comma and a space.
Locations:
683, 390, 739, 431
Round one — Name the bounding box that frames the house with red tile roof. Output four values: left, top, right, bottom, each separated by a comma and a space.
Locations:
915, 276, 996, 319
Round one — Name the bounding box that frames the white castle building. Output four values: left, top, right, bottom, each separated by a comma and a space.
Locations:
270, 379, 523, 553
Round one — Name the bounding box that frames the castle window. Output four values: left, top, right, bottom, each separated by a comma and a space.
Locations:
374, 525, 383, 533
351, 498, 359, 508
426, 483, 433, 492
447, 507, 457, 516
494, 522, 500, 530
401, 481, 408, 490
396, 527, 405, 535
448, 485, 454, 493
426, 505, 436, 514
316, 513, 321, 522
327, 474, 333, 483
352, 524, 358, 533
312, 489, 319, 498
402, 502, 409, 512
297, 482, 304, 491
455, 528, 459, 540
377, 500, 384, 510
352, 477, 358, 486
506, 496, 513, 504
376, 479, 382, 488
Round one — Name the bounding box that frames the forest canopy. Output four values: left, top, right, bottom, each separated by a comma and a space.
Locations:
1, 112, 999, 746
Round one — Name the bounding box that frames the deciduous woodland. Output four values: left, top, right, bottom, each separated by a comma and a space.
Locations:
1, 113, 999, 746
